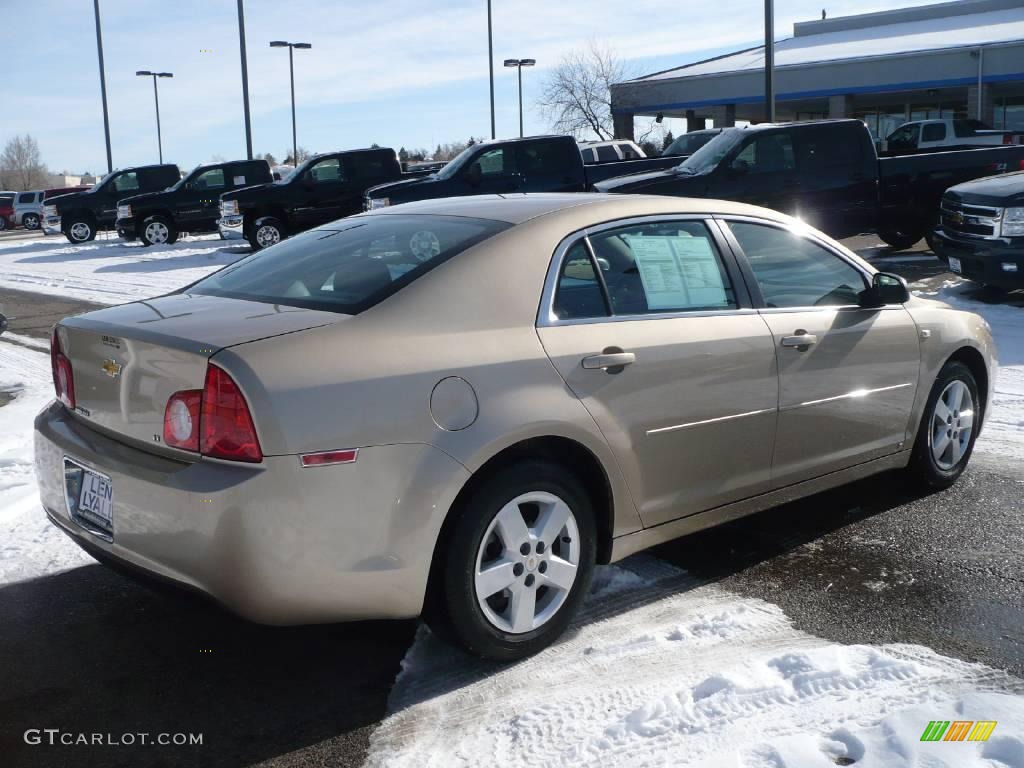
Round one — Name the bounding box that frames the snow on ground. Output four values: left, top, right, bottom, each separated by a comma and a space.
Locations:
0, 341, 91, 583
366, 557, 1024, 768
0, 232, 244, 305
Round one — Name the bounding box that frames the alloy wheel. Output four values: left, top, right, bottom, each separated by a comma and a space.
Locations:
255, 225, 281, 248
24, 214, 40, 230
69, 222, 92, 242
930, 379, 974, 470
145, 221, 170, 245
474, 491, 580, 634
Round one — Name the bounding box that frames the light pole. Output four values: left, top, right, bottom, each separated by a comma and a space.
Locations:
237, 0, 253, 159
136, 71, 173, 163
487, 0, 495, 139
93, 0, 113, 173
270, 41, 312, 166
764, 0, 775, 122
503, 58, 536, 138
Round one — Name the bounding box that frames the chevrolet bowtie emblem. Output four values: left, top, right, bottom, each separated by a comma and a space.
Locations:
949, 210, 965, 225
101, 359, 122, 378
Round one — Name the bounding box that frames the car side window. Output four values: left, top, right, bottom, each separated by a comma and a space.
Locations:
731, 133, 795, 174
596, 145, 618, 163
728, 221, 867, 308
553, 242, 609, 320
17, 192, 35, 204
922, 123, 946, 142
308, 158, 344, 184
113, 172, 140, 193
474, 148, 516, 178
194, 168, 226, 190
588, 221, 737, 315
517, 141, 574, 176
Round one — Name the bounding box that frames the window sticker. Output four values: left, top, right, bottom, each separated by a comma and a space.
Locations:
625, 235, 728, 309
233, 176, 246, 185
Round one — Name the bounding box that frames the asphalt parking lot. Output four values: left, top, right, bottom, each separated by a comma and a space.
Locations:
0, 238, 1021, 768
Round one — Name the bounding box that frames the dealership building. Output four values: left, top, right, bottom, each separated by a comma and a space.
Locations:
611, 0, 1024, 141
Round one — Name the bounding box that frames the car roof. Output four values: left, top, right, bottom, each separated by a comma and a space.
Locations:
362, 192, 794, 226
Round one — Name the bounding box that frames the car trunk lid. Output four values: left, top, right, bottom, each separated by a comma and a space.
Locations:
58, 293, 343, 453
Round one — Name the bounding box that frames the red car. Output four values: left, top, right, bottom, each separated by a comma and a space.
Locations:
0, 193, 15, 230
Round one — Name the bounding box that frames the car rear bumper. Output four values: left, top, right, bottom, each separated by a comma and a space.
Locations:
217, 215, 245, 240
34, 400, 470, 624
43, 215, 61, 235
931, 229, 1024, 288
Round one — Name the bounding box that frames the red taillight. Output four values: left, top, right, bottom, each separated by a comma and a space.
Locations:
200, 365, 262, 463
50, 327, 76, 409
163, 390, 201, 451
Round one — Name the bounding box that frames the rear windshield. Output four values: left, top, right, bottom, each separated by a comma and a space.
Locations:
187, 214, 510, 314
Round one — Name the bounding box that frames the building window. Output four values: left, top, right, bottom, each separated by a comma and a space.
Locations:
995, 99, 1024, 131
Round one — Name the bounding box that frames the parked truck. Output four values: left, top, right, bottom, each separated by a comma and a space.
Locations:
44, 164, 181, 244
883, 119, 1024, 154
116, 159, 272, 246
218, 148, 431, 250
595, 119, 1024, 249
930, 171, 1024, 291
364, 134, 679, 211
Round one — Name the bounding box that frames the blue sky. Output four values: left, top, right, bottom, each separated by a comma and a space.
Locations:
3, 0, 943, 174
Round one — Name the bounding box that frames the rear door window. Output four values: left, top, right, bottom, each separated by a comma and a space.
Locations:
921, 123, 946, 142
17, 192, 36, 204
345, 154, 392, 181
188, 215, 511, 314
517, 141, 574, 177
553, 242, 609, 320
596, 145, 619, 163
795, 125, 865, 172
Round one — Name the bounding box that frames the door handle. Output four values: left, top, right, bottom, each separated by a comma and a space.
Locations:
781, 331, 818, 349
582, 351, 636, 372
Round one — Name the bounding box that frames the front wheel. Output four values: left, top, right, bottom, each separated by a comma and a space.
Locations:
248, 217, 285, 251
877, 226, 923, 251
429, 461, 597, 661
907, 360, 980, 489
64, 217, 96, 244
22, 213, 41, 230
141, 215, 178, 247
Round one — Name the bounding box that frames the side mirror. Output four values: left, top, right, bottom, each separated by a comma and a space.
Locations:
464, 163, 483, 186
861, 272, 910, 307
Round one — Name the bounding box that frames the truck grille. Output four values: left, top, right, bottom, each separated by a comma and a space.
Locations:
939, 198, 1002, 239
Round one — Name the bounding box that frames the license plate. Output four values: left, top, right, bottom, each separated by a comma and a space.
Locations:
65, 458, 114, 538
949, 256, 962, 274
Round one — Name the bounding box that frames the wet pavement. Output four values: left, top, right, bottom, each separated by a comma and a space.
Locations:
1, 239, 1022, 767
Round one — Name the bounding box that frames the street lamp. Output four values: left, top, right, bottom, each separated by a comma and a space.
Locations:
136, 71, 173, 163
504, 58, 536, 138
270, 41, 312, 166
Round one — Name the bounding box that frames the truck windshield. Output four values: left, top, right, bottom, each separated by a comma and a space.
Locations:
676, 129, 744, 175
186, 214, 511, 314
434, 146, 478, 180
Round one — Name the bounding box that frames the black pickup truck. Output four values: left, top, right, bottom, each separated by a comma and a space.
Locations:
116, 159, 272, 246
930, 171, 1024, 290
596, 120, 1024, 248
218, 148, 430, 250
363, 135, 679, 211
43, 164, 181, 244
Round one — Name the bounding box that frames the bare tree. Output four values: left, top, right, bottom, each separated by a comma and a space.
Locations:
284, 146, 311, 165
0, 134, 48, 190
537, 41, 628, 140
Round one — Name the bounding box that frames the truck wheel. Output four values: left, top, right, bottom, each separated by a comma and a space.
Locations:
23, 213, 41, 230
141, 215, 178, 247
877, 227, 923, 251
65, 217, 96, 244
249, 217, 285, 251
924, 230, 945, 260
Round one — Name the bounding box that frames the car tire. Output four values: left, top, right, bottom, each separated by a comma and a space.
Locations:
23, 213, 41, 230
248, 217, 285, 251
141, 215, 178, 247
0, 217, 7, 231
428, 460, 597, 661
877, 227, 923, 251
64, 217, 96, 244
907, 360, 980, 490
924, 231, 944, 259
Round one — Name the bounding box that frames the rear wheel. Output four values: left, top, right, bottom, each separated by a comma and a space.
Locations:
0, 217, 7, 231
22, 213, 41, 230
141, 215, 178, 247
907, 360, 980, 489
428, 461, 597, 661
877, 226, 923, 251
65, 217, 96, 244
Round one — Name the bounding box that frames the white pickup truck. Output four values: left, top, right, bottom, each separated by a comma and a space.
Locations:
884, 119, 1024, 154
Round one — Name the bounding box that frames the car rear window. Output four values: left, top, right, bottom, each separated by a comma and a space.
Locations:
187, 214, 511, 314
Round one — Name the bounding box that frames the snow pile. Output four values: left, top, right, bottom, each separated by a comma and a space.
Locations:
0, 233, 242, 305
366, 557, 1024, 768
0, 341, 92, 583
914, 279, 1024, 462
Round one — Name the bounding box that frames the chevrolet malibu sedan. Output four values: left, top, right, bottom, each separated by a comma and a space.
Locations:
36, 194, 995, 660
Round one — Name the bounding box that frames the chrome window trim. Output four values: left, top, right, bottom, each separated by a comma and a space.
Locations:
536, 214, 744, 328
